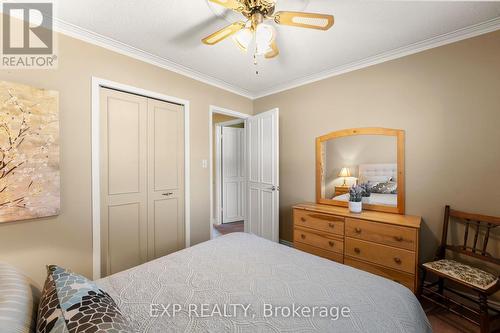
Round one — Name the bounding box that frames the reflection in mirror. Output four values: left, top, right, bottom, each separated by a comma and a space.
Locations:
322, 135, 398, 207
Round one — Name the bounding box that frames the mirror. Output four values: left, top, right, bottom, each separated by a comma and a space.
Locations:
316, 128, 405, 214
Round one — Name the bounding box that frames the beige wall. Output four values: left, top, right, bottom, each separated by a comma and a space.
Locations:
254, 30, 500, 262
1, 21, 499, 288
0, 32, 252, 287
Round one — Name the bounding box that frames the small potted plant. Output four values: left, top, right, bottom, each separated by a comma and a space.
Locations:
349, 185, 363, 213
360, 183, 371, 204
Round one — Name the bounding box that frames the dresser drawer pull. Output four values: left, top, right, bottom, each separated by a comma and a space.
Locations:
328, 223, 335, 228
354, 247, 361, 254
300, 234, 306, 240
328, 241, 335, 247
394, 236, 404, 242
394, 257, 402, 264
355, 227, 362, 234
300, 217, 306, 222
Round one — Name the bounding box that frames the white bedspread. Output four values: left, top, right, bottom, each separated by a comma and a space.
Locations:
333, 193, 398, 206
97, 233, 431, 333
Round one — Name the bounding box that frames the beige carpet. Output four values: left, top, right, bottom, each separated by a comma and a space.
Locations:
213, 221, 244, 235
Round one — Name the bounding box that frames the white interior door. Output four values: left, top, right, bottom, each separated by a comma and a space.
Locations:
222, 127, 245, 224
246, 109, 279, 242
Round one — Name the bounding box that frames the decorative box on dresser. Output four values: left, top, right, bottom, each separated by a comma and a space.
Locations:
293, 203, 422, 293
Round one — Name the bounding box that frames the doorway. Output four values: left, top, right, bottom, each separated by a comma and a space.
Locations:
210, 108, 248, 238
209, 106, 280, 242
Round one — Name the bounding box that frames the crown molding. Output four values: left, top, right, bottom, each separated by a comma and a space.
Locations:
52, 18, 255, 99
253, 16, 500, 99
51, 16, 499, 101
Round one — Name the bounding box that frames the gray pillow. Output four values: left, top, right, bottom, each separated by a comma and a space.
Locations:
370, 181, 398, 194
0, 262, 40, 333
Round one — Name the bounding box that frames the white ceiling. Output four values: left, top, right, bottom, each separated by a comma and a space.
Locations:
53, 0, 500, 98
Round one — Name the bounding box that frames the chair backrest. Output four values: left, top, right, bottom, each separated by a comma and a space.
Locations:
438, 205, 500, 265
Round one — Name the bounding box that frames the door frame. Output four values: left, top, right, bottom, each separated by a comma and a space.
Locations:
91, 77, 191, 279
209, 106, 249, 239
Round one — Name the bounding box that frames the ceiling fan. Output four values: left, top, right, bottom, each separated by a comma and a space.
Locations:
202, 0, 334, 59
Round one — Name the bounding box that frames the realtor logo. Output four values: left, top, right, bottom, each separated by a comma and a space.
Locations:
2, 1, 57, 68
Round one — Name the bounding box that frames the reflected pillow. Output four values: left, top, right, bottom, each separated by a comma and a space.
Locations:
365, 176, 392, 183
370, 181, 398, 194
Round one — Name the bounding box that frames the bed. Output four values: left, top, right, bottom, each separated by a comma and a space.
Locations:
333, 193, 397, 206
96, 232, 431, 332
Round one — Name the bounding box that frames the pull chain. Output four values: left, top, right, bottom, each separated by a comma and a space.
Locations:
254, 53, 259, 75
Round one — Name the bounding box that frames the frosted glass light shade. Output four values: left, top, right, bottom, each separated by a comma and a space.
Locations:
234, 27, 253, 52
255, 24, 275, 55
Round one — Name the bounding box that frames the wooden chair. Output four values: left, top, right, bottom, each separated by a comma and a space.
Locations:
419, 205, 500, 333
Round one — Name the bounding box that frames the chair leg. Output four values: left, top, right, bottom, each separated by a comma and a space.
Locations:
479, 293, 490, 333
418, 268, 427, 300
438, 277, 444, 294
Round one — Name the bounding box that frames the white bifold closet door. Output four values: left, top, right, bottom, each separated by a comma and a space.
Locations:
246, 109, 279, 242
222, 126, 245, 224
100, 88, 184, 277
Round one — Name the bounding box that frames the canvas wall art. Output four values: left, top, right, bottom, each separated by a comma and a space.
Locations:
0, 81, 60, 223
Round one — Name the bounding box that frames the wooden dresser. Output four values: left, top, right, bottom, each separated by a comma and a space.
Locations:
293, 203, 421, 292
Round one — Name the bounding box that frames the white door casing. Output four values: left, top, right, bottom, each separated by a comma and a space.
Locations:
246, 109, 279, 242
222, 126, 245, 224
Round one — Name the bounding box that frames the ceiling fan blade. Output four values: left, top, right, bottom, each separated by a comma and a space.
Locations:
202, 21, 246, 45
274, 11, 334, 31
208, 0, 245, 11
265, 41, 279, 59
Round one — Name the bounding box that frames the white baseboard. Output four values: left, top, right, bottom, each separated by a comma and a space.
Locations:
279, 239, 294, 248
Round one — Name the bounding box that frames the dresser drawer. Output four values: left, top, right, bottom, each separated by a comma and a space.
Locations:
294, 227, 344, 254
295, 242, 343, 264
293, 209, 344, 236
345, 218, 417, 251
344, 257, 415, 292
345, 238, 415, 274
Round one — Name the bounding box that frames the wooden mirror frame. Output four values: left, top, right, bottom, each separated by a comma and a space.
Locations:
316, 127, 405, 214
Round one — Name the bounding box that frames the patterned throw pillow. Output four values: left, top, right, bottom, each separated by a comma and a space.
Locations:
370, 181, 398, 194
37, 265, 131, 333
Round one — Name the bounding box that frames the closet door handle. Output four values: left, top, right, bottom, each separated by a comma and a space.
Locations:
162, 192, 174, 196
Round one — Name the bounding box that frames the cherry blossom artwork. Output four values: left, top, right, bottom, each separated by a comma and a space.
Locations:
0, 81, 59, 223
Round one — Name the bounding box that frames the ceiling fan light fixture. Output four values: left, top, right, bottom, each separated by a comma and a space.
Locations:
255, 23, 275, 55
234, 27, 253, 52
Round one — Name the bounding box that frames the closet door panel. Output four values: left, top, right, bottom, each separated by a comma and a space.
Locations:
153, 198, 179, 258
108, 203, 142, 274
100, 88, 148, 277
147, 99, 185, 259
107, 98, 141, 195
153, 107, 179, 190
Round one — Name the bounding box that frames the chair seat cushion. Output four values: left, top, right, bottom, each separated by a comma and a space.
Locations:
423, 259, 498, 291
